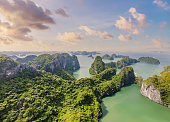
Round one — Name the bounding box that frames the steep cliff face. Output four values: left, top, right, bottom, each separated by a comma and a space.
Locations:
0, 56, 28, 78
118, 66, 135, 87
16, 55, 37, 63
140, 66, 170, 108
27, 53, 80, 73
141, 83, 162, 104
89, 56, 105, 75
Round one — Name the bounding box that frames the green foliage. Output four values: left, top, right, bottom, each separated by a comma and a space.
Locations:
138, 57, 160, 64
16, 55, 37, 63
25, 53, 79, 79
102, 54, 128, 60
0, 56, 18, 73
116, 57, 139, 69
89, 56, 105, 75
0, 65, 135, 121
143, 66, 170, 106
111, 54, 128, 58
27, 53, 80, 72
102, 54, 114, 60
105, 62, 116, 69
90, 56, 138, 75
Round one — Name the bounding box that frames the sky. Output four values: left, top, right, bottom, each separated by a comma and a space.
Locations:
0, 0, 170, 52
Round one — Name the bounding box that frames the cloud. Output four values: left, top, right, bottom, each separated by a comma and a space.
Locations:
55, 8, 69, 18
151, 37, 162, 48
0, 36, 14, 45
57, 32, 82, 44
0, 20, 33, 41
129, 7, 147, 27
79, 26, 113, 40
0, 0, 55, 43
0, 0, 55, 29
115, 16, 140, 35
101, 32, 113, 40
45, 9, 52, 16
160, 21, 167, 28
153, 0, 170, 10
118, 34, 132, 42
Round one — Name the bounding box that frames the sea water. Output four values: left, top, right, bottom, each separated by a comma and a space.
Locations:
73, 52, 170, 122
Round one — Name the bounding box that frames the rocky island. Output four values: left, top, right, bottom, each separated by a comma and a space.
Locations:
141, 66, 170, 108
138, 57, 160, 64
102, 53, 128, 60
89, 56, 105, 75
0, 56, 29, 78
102, 54, 114, 60
71, 51, 100, 55
89, 56, 139, 75
0, 54, 136, 121
16, 55, 37, 63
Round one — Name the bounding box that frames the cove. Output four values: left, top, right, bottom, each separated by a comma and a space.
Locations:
73, 53, 170, 122
100, 84, 170, 122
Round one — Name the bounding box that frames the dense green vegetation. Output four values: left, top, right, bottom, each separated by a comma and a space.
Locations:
0, 65, 135, 121
143, 66, 170, 106
102, 54, 114, 60
105, 62, 116, 69
111, 53, 128, 58
89, 56, 105, 75
16, 55, 37, 63
89, 56, 138, 75
27, 53, 80, 72
102, 54, 128, 60
24, 53, 80, 79
0, 56, 18, 73
138, 57, 160, 64
116, 57, 139, 69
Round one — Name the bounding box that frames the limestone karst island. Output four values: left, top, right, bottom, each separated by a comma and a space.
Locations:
0, 0, 170, 122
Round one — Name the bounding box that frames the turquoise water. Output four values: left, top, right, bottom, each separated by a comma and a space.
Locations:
73, 52, 170, 122
100, 85, 170, 122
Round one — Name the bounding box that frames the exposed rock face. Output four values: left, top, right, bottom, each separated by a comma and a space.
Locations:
0, 56, 28, 78
16, 55, 37, 63
119, 66, 135, 87
89, 56, 105, 75
140, 66, 170, 108
141, 83, 162, 104
27, 53, 80, 73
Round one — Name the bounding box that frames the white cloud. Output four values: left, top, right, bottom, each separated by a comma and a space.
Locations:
115, 16, 140, 35
0, 0, 55, 43
57, 32, 82, 44
100, 32, 113, 40
118, 34, 132, 42
129, 7, 147, 27
0, 20, 33, 41
160, 21, 167, 28
79, 26, 113, 40
153, 0, 170, 10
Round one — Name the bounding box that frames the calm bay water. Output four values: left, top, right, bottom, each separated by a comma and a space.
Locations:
73, 52, 170, 122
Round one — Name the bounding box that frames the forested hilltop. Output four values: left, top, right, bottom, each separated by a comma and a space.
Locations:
16, 53, 80, 80
138, 57, 160, 64
16, 55, 37, 63
0, 55, 136, 121
89, 56, 139, 75
102, 54, 128, 60
141, 66, 170, 108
